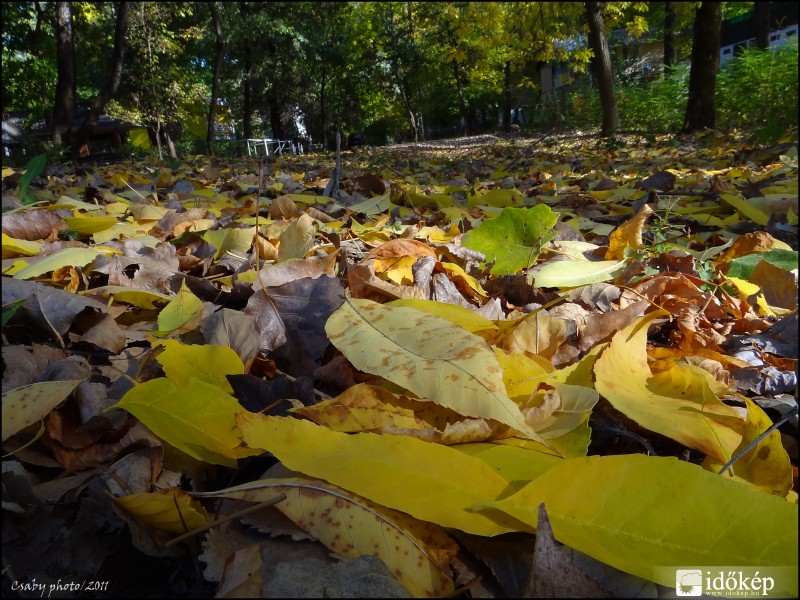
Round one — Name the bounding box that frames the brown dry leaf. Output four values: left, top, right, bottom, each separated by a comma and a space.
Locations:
522, 503, 610, 598
714, 231, 793, 271
1, 209, 67, 241
270, 194, 303, 219
748, 258, 798, 310
578, 300, 649, 353
347, 260, 430, 302
253, 234, 278, 261
500, 311, 570, 360
217, 543, 263, 598
254, 250, 339, 288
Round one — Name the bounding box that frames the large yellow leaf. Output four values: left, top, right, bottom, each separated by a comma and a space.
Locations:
594, 311, 743, 463
454, 442, 561, 489
196, 475, 457, 597
475, 454, 798, 596
326, 298, 555, 447
237, 412, 521, 536
703, 398, 793, 497
12, 248, 100, 279
114, 487, 209, 533
153, 339, 244, 394
2, 380, 84, 441
110, 377, 248, 467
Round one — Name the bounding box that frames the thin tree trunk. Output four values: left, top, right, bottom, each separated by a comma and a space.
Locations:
663, 1, 675, 73
207, 1, 224, 156
755, 2, 770, 50
53, 1, 75, 146
584, 1, 620, 137
503, 61, 512, 130
72, 2, 130, 152
683, 2, 722, 132
240, 2, 253, 141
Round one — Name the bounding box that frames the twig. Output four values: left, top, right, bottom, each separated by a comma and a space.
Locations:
718, 406, 798, 476
164, 494, 287, 547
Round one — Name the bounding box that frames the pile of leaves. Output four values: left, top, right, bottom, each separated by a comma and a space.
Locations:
2, 131, 798, 598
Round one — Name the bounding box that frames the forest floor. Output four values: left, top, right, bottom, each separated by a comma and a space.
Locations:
2, 129, 798, 598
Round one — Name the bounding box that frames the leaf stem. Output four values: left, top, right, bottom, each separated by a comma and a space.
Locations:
717, 405, 799, 475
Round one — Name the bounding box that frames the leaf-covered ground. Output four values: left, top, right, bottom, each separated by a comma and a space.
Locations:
2, 130, 798, 598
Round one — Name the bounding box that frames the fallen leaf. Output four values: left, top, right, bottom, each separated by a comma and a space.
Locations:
196, 474, 457, 597
326, 298, 555, 446
594, 311, 743, 463
237, 412, 523, 536
475, 454, 798, 595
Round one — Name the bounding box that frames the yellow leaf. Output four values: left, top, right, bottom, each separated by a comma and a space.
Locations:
605, 203, 654, 260
719, 193, 770, 226
494, 348, 551, 402
703, 398, 793, 497
109, 377, 248, 466
63, 216, 119, 234
277, 213, 316, 261
291, 383, 434, 434
454, 442, 561, 489
196, 475, 457, 597
82, 285, 172, 309
156, 279, 203, 333
594, 311, 743, 463
153, 339, 244, 394
2, 380, 84, 441
326, 298, 556, 448
475, 454, 798, 595
204, 226, 256, 260
114, 488, 209, 533
12, 248, 100, 279
2, 233, 42, 258
237, 413, 521, 536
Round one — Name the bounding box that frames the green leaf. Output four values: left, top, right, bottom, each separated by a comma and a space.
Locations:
16, 153, 47, 205
726, 249, 799, 279
474, 454, 798, 596
462, 206, 558, 275
1, 299, 26, 327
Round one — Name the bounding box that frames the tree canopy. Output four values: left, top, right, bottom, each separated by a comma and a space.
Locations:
2, 1, 797, 152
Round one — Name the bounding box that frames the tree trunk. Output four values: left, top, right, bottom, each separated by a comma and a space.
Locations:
502, 61, 512, 130
206, 1, 223, 156
755, 2, 770, 50
72, 2, 130, 152
240, 3, 253, 141
663, 1, 675, 73
682, 2, 722, 132
584, 1, 619, 137
452, 63, 469, 137
53, 1, 75, 146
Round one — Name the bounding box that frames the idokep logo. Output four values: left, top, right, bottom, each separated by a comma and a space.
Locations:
674, 568, 781, 597
676, 570, 703, 596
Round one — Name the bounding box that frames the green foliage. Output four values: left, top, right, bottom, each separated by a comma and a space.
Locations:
15, 153, 47, 204
717, 39, 799, 143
